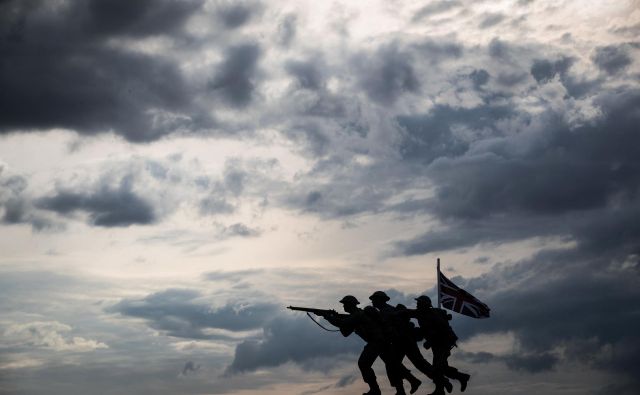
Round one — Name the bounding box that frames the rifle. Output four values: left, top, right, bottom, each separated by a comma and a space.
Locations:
287, 306, 337, 317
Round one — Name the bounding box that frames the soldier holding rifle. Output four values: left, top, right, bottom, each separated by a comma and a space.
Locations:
289, 296, 408, 395
369, 291, 452, 395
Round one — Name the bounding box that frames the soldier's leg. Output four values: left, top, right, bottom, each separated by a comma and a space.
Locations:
380, 346, 408, 395
404, 341, 451, 393
393, 348, 421, 393
358, 344, 381, 395
439, 348, 470, 392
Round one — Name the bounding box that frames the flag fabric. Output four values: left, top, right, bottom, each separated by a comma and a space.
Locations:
439, 270, 491, 319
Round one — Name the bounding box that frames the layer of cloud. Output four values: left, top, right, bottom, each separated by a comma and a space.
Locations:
108, 289, 278, 339
2, 321, 108, 352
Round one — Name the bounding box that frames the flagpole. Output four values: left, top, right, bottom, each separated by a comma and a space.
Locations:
437, 257, 441, 308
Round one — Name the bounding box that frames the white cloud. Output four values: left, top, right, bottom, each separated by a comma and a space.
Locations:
2, 321, 108, 352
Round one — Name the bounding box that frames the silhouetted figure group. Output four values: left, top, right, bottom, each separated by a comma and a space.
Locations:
316, 292, 469, 395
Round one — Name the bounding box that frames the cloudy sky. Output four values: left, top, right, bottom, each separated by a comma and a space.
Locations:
1, 0, 639, 394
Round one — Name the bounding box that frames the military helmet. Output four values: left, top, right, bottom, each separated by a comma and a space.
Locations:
369, 290, 390, 302
339, 295, 360, 305
415, 295, 433, 306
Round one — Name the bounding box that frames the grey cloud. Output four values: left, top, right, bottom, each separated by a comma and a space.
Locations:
427, 90, 640, 220
392, 88, 640, 255
180, 361, 200, 376
198, 160, 250, 215
220, 223, 262, 238
592, 44, 633, 75
84, 0, 203, 37
413, 39, 463, 62
0, 0, 211, 142
277, 14, 297, 46
456, 247, 640, 385
282, 177, 387, 220
530, 57, 574, 83
37, 178, 156, 227
335, 373, 357, 387
209, 43, 262, 108
286, 59, 325, 91
496, 71, 529, 86
396, 104, 512, 164
199, 196, 235, 215
560, 74, 602, 98
0, 173, 59, 231
611, 23, 640, 38
412, 1, 462, 22
469, 69, 490, 88
203, 269, 264, 283
108, 289, 278, 339
503, 352, 558, 373
356, 43, 420, 104
479, 13, 506, 29
282, 121, 332, 157
227, 315, 361, 374
488, 38, 511, 59
458, 351, 558, 373
216, 2, 257, 29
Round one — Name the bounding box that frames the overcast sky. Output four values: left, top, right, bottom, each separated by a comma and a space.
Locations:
1, 1, 639, 394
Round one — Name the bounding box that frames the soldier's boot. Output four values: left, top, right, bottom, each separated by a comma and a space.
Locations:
394, 384, 407, 395
427, 385, 446, 395
362, 382, 381, 395
407, 375, 421, 394
444, 378, 453, 393
458, 373, 470, 392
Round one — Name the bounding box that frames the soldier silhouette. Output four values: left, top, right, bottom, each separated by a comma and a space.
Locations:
409, 295, 470, 393
369, 291, 452, 395
320, 295, 407, 395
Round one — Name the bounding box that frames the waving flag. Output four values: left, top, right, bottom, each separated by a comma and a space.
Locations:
438, 266, 491, 319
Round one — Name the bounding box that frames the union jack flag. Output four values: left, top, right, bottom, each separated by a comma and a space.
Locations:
439, 270, 490, 319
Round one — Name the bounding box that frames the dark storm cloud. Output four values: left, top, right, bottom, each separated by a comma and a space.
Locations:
453, 245, 640, 384
503, 352, 558, 373
109, 289, 278, 339
433, 90, 638, 219
412, 1, 462, 22
0, 0, 211, 142
209, 43, 262, 108
592, 44, 633, 75
356, 43, 420, 104
37, 178, 156, 227
394, 88, 640, 255
226, 315, 361, 373
530, 57, 574, 83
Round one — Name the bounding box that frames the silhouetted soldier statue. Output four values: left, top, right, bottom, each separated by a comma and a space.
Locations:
322, 295, 407, 395
369, 291, 453, 395
410, 295, 470, 393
